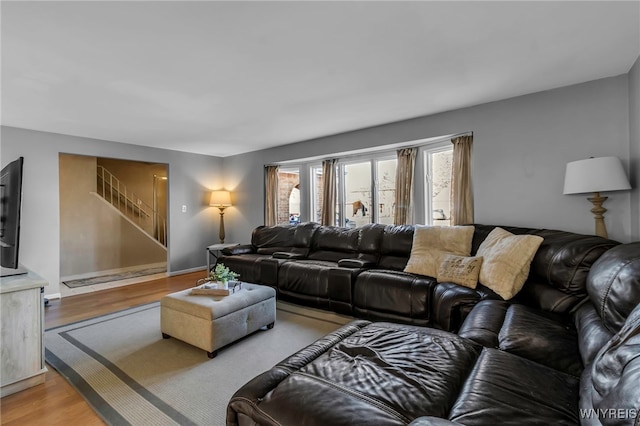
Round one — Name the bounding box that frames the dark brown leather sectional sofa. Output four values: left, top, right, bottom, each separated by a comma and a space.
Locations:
227, 242, 640, 426
222, 223, 640, 425
219, 222, 618, 331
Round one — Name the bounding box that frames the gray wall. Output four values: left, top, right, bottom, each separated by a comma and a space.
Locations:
0, 126, 223, 297
629, 56, 640, 241
223, 75, 633, 244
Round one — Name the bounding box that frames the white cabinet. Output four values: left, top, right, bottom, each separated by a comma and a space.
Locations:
0, 271, 47, 397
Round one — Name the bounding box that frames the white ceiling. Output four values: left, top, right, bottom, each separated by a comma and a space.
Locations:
2, 1, 639, 157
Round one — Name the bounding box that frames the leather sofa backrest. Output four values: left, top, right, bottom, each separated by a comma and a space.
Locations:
586, 242, 640, 333
472, 225, 619, 297
378, 225, 414, 270
289, 222, 320, 256
251, 224, 297, 254
308, 226, 360, 262
356, 223, 386, 263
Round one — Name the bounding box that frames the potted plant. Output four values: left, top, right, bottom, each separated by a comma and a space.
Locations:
207, 263, 239, 289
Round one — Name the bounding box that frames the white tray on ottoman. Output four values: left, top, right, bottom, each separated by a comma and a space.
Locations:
160, 282, 276, 358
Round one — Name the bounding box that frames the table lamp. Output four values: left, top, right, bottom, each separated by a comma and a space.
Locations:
563, 156, 631, 238
210, 190, 232, 243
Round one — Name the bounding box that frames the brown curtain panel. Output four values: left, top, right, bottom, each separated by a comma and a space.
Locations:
450, 135, 474, 225
393, 147, 417, 225
320, 159, 337, 226
264, 165, 279, 226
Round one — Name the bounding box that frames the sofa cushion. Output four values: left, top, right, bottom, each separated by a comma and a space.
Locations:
404, 225, 475, 278
356, 223, 386, 263
586, 242, 640, 333
437, 255, 483, 289
292, 222, 319, 248
460, 300, 583, 376
449, 348, 580, 425
378, 225, 414, 270
252, 224, 296, 249
476, 227, 544, 300
353, 270, 435, 326
514, 279, 584, 313
278, 260, 337, 297
308, 226, 359, 262
234, 322, 481, 425
276, 259, 359, 315
498, 304, 583, 377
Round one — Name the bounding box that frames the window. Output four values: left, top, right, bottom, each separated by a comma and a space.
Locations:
277, 168, 300, 225
334, 156, 397, 227
423, 144, 453, 226
376, 159, 397, 225
310, 165, 323, 223
342, 161, 373, 228
267, 134, 459, 226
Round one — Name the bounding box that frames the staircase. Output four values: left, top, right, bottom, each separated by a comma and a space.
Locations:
96, 166, 167, 247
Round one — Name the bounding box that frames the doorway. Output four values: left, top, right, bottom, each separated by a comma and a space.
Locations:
59, 154, 169, 296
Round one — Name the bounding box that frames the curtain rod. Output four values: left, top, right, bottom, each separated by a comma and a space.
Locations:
266, 131, 474, 167
449, 131, 474, 139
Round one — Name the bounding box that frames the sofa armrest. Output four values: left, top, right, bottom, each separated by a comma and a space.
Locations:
221, 244, 254, 255
227, 367, 291, 426
272, 251, 306, 260
457, 300, 510, 348
227, 320, 371, 426
431, 282, 484, 332
337, 258, 376, 268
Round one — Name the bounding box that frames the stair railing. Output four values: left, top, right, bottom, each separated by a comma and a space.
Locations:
96, 166, 167, 247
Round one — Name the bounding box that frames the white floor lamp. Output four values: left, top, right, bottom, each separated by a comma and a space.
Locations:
563, 156, 631, 238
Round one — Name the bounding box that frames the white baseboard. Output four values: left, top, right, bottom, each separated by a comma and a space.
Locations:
45, 293, 62, 300
168, 266, 207, 276
61, 262, 167, 282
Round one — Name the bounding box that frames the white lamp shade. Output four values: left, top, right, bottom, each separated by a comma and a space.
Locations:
563, 157, 631, 195
209, 190, 232, 207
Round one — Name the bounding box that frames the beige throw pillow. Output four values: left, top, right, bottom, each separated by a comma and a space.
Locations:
476, 227, 544, 300
404, 225, 475, 278
438, 255, 483, 289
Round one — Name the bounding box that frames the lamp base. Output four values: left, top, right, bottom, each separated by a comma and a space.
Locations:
587, 192, 608, 239
218, 209, 226, 244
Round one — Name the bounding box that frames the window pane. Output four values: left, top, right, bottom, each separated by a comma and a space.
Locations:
429, 149, 453, 226
277, 168, 300, 224
343, 162, 372, 228
376, 159, 396, 225
311, 166, 323, 223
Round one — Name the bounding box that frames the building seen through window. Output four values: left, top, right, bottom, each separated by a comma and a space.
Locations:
277, 168, 300, 225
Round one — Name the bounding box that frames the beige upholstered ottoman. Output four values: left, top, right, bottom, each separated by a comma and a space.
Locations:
160, 283, 276, 358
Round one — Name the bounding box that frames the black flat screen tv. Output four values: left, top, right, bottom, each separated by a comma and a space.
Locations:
1, 157, 26, 276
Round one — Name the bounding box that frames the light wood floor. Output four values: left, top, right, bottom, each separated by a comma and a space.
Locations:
0, 271, 203, 426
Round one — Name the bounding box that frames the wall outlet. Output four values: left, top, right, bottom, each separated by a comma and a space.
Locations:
181, 205, 187, 213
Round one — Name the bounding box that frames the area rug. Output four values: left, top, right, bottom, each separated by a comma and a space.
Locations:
62, 266, 167, 288
45, 303, 345, 425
